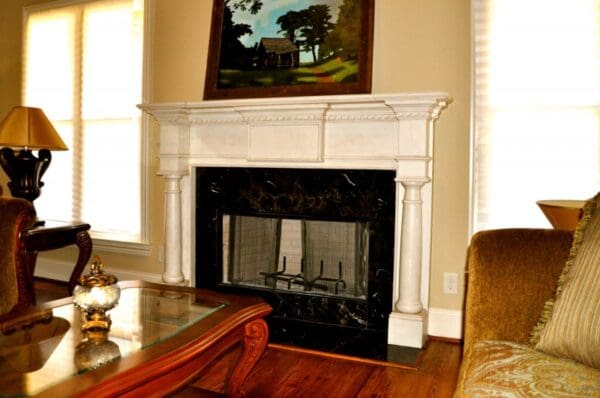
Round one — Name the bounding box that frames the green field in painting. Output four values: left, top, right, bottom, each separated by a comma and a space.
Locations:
218, 58, 358, 88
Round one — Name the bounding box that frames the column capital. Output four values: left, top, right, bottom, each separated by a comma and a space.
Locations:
395, 177, 431, 186
157, 170, 188, 178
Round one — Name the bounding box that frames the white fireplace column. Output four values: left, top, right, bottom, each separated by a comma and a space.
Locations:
396, 179, 427, 314
162, 174, 185, 284
387, 176, 430, 349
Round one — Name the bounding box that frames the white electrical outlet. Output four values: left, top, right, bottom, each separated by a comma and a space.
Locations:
443, 272, 458, 295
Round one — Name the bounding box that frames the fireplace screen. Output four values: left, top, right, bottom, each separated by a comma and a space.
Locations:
222, 214, 369, 299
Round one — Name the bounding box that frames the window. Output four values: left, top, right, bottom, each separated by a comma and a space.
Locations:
23, 0, 146, 244
473, 0, 600, 231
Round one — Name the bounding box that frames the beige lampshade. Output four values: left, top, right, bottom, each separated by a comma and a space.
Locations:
0, 106, 68, 150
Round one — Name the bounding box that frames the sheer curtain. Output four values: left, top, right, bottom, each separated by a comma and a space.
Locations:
23, 0, 144, 242
473, 0, 600, 231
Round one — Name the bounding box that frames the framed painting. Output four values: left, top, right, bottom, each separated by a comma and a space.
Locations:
204, 0, 374, 100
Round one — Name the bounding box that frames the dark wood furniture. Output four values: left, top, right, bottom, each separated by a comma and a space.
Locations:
20, 221, 92, 296
0, 280, 271, 398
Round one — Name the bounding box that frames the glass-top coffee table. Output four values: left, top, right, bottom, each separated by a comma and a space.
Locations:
0, 280, 271, 397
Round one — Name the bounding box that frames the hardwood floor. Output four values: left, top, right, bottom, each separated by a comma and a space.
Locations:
184, 338, 462, 398
34, 277, 70, 302
34, 278, 463, 398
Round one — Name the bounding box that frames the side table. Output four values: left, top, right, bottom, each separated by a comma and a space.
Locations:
20, 220, 92, 300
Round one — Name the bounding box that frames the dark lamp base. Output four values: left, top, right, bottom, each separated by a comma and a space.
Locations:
0, 147, 52, 206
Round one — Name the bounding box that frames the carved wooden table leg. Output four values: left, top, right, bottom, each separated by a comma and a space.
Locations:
68, 230, 93, 293
226, 318, 269, 398
21, 221, 92, 297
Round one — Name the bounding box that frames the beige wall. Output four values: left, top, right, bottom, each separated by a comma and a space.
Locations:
1, 0, 470, 311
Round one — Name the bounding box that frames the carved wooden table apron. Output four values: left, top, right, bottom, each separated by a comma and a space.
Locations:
0, 280, 272, 398
20, 220, 92, 296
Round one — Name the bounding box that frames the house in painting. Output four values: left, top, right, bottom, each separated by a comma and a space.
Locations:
257, 37, 300, 69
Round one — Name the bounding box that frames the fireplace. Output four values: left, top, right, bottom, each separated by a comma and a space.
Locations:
196, 167, 395, 358
140, 93, 450, 350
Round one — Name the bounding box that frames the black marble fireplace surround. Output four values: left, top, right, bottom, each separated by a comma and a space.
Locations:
196, 167, 395, 359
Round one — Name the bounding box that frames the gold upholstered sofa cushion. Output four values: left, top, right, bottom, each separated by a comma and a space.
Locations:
460, 340, 600, 397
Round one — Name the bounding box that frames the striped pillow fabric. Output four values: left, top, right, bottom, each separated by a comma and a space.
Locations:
535, 192, 600, 369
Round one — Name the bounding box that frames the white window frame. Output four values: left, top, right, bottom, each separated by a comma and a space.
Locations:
22, 0, 153, 256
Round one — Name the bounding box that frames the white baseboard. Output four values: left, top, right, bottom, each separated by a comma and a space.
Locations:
34, 257, 164, 284
427, 307, 463, 340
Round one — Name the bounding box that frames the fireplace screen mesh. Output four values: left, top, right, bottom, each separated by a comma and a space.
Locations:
223, 214, 368, 299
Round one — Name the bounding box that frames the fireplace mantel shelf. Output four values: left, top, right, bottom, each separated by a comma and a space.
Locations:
141, 92, 449, 116
140, 92, 450, 349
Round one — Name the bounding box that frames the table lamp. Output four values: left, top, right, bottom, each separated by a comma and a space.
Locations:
0, 106, 68, 204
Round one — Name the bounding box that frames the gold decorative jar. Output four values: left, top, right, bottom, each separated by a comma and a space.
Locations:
73, 255, 121, 332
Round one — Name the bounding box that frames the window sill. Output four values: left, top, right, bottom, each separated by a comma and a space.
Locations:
91, 235, 151, 257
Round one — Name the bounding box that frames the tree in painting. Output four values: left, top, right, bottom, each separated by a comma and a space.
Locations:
276, 5, 335, 63
320, 0, 361, 60
297, 5, 334, 63
229, 0, 263, 14
276, 10, 304, 45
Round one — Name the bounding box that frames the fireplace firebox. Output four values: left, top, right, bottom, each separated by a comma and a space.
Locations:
196, 167, 395, 359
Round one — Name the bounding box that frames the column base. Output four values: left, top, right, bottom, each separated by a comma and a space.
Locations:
162, 274, 188, 285
388, 310, 428, 348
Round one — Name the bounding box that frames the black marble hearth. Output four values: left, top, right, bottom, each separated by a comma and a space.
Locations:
195, 167, 395, 360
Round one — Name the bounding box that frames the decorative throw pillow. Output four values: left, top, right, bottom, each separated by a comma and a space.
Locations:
531, 192, 600, 369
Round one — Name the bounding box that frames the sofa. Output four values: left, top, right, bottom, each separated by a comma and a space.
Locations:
454, 193, 600, 397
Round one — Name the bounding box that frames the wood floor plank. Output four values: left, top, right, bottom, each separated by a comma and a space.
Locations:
244, 349, 376, 398
188, 344, 243, 393
357, 340, 462, 397
34, 277, 69, 303
418, 340, 463, 397
190, 341, 462, 398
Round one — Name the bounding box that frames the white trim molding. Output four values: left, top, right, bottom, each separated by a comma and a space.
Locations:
428, 307, 463, 340
91, 238, 151, 257
35, 257, 162, 285
140, 93, 451, 348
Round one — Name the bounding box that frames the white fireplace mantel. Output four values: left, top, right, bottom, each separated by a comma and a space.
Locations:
140, 93, 450, 348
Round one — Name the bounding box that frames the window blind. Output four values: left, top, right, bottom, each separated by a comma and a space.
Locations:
23, 0, 144, 242
473, 0, 600, 231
